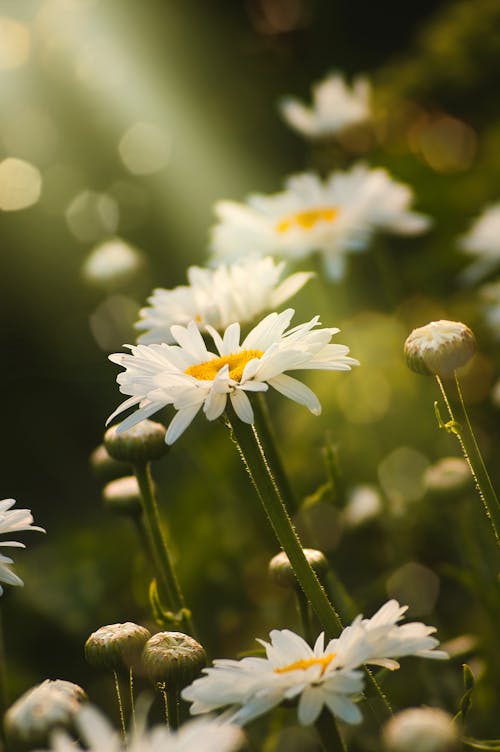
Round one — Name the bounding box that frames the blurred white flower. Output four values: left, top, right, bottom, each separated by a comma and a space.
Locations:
0, 499, 45, 594
479, 279, 500, 337
82, 238, 145, 291
136, 257, 313, 344
45, 705, 244, 752
382, 706, 460, 752
182, 600, 447, 727
210, 165, 431, 279
459, 203, 500, 283
342, 484, 382, 528
279, 72, 372, 139
108, 309, 358, 445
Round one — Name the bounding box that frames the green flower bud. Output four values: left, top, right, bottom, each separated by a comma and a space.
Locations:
85, 622, 151, 671
268, 549, 328, 589
404, 320, 476, 379
102, 476, 142, 517
142, 631, 206, 689
423, 457, 472, 499
4, 680, 87, 751
104, 420, 168, 463
382, 707, 460, 752
90, 444, 131, 484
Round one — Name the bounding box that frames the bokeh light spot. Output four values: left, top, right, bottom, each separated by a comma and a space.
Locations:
0, 17, 30, 70
337, 369, 391, 424
386, 561, 440, 616
89, 295, 140, 352
118, 122, 171, 175
82, 238, 145, 291
378, 446, 429, 515
66, 190, 119, 243
0, 158, 42, 211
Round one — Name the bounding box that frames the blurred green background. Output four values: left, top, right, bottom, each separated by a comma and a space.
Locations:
1, 0, 500, 748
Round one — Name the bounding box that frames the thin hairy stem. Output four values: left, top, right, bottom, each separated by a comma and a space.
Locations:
129, 668, 136, 732
113, 670, 127, 743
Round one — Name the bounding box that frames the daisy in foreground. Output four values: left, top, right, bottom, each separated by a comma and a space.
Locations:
279, 71, 372, 140
0, 498, 45, 594
210, 164, 431, 279
107, 308, 358, 445
44, 705, 244, 752
135, 256, 313, 344
181, 600, 448, 727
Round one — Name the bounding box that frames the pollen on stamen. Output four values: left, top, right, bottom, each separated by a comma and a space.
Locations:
274, 652, 336, 676
276, 207, 338, 233
185, 349, 264, 382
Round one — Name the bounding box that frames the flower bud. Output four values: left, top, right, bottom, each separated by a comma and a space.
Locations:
142, 631, 206, 689
85, 622, 151, 671
404, 320, 476, 379
90, 444, 130, 484
423, 457, 472, 499
268, 549, 328, 589
4, 679, 87, 751
102, 476, 142, 517
104, 420, 168, 463
382, 707, 460, 752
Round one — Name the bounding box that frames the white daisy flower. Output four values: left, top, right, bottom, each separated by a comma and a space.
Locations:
0, 499, 45, 594
135, 257, 313, 344
182, 601, 447, 728
279, 72, 372, 139
107, 308, 358, 445
44, 705, 243, 752
210, 165, 431, 279
459, 204, 500, 283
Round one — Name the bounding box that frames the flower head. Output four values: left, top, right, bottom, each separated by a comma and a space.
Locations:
210, 165, 431, 279
458, 203, 500, 283
0, 498, 45, 594
404, 320, 476, 378
279, 72, 372, 139
181, 600, 447, 728
107, 309, 358, 445
136, 257, 313, 344
382, 707, 460, 752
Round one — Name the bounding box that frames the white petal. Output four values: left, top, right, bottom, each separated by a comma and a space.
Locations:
203, 390, 228, 421
297, 687, 324, 725
166, 405, 202, 444
230, 390, 254, 423
267, 374, 321, 414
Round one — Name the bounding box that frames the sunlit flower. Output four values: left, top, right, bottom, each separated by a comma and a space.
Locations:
108, 309, 358, 445
43, 705, 244, 752
279, 72, 372, 139
182, 600, 447, 727
459, 203, 500, 283
382, 707, 460, 752
210, 165, 431, 279
135, 257, 313, 344
0, 498, 45, 594
404, 320, 476, 378
479, 279, 500, 337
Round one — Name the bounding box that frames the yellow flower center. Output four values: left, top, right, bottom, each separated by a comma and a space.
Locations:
184, 350, 264, 382
276, 207, 338, 233
274, 652, 336, 675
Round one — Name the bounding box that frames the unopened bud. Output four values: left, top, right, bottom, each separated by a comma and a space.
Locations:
404, 320, 476, 379
4, 679, 87, 751
142, 631, 206, 689
102, 476, 142, 517
85, 622, 151, 671
90, 444, 130, 484
104, 420, 167, 463
269, 549, 328, 589
382, 707, 460, 752
424, 457, 472, 499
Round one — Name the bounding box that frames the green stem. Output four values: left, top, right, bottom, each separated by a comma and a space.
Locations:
436, 376, 500, 547
315, 707, 347, 752
129, 667, 136, 732
253, 395, 298, 513
166, 686, 180, 730
113, 670, 127, 743
133, 462, 195, 635
295, 588, 314, 645
227, 412, 343, 635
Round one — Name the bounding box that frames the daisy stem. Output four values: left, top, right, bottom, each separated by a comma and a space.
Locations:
295, 588, 314, 645
253, 394, 298, 513
129, 667, 136, 732
435, 375, 500, 547
316, 707, 347, 752
166, 686, 180, 730
133, 462, 196, 635
113, 670, 127, 743
226, 411, 343, 635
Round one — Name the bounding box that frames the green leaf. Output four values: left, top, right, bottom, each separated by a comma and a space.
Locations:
148, 579, 191, 629
454, 663, 475, 725
463, 739, 500, 750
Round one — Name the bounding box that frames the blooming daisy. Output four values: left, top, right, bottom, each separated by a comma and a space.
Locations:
459, 203, 500, 283
135, 257, 313, 344
0, 498, 45, 594
107, 308, 358, 445
279, 72, 372, 140
210, 165, 431, 279
41, 705, 244, 752
181, 600, 447, 727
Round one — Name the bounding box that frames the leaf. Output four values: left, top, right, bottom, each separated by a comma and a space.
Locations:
322, 435, 346, 507
463, 739, 500, 750
148, 579, 192, 629
454, 663, 475, 725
